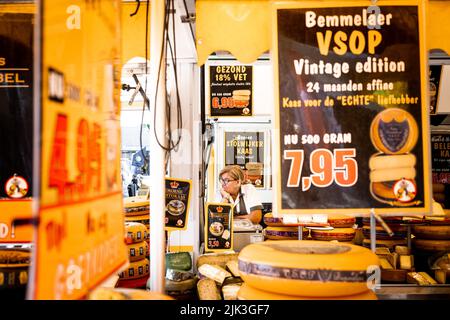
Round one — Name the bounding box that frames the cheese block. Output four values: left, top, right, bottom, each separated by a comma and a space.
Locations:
327, 215, 356, 228
197, 252, 238, 269
166, 252, 192, 271
165, 277, 198, 292
362, 238, 407, 250
311, 228, 355, 242
424, 216, 450, 226
413, 225, 450, 240
125, 222, 148, 244
118, 258, 149, 280
238, 240, 379, 297
88, 288, 173, 300
264, 226, 309, 240
395, 246, 410, 255
380, 258, 394, 270
165, 269, 195, 282
370, 108, 418, 155
226, 260, 240, 278
127, 241, 149, 262
125, 214, 150, 228
222, 283, 242, 300
399, 255, 414, 270
413, 239, 450, 252
237, 283, 377, 300
407, 272, 437, 285
197, 278, 221, 300
198, 264, 231, 285
362, 225, 407, 240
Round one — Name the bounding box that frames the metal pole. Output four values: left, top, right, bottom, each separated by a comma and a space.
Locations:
370, 208, 376, 253
149, 0, 167, 294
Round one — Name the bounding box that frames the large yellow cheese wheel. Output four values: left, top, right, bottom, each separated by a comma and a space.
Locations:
369, 154, 416, 171
413, 225, 450, 240
264, 226, 309, 240
237, 283, 377, 300
125, 222, 148, 244
88, 288, 173, 300
238, 240, 379, 297
123, 197, 150, 216
125, 214, 150, 228
311, 228, 355, 242
413, 239, 450, 252
118, 258, 149, 280
127, 241, 149, 262
327, 215, 356, 228
362, 238, 407, 250
362, 225, 407, 240
370, 108, 418, 155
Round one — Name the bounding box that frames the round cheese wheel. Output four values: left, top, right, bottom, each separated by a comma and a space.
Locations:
362, 225, 407, 240
370, 167, 416, 183
327, 215, 356, 228
238, 240, 379, 297
237, 283, 377, 300
125, 214, 150, 228
125, 222, 148, 244
118, 258, 149, 280
116, 277, 149, 289
88, 287, 173, 300
362, 238, 407, 250
413, 239, 450, 252
362, 216, 423, 226
263, 213, 298, 227
424, 216, 450, 226
0, 249, 30, 290
413, 225, 450, 240
370, 108, 418, 155
123, 198, 150, 216
311, 228, 355, 242
127, 241, 149, 262
369, 154, 416, 171
264, 226, 309, 240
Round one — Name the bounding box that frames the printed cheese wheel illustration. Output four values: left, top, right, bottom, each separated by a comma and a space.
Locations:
238, 240, 379, 297
369, 153, 416, 171
118, 258, 149, 280
413, 225, 450, 240
370, 108, 418, 155
327, 215, 356, 228
237, 283, 377, 300
264, 226, 308, 240
127, 241, 149, 262
414, 239, 450, 252
311, 228, 355, 242
125, 222, 148, 244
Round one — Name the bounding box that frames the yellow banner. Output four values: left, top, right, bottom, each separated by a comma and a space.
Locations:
34, 0, 127, 299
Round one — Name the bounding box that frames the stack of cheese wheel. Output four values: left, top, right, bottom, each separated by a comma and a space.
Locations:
0, 248, 30, 294
118, 221, 150, 288
361, 216, 409, 249
124, 197, 150, 245
413, 216, 450, 253
310, 214, 356, 243
433, 184, 447, 209
237, 240, 379, 300
263, 213, 309, 240
369, 108, 419, 207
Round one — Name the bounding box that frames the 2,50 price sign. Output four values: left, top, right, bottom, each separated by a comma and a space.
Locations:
285, 149, 357, 191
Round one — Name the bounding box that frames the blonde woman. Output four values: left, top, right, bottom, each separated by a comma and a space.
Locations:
219, 165, 263, 224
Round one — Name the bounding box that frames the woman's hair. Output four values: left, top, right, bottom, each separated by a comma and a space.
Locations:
219, 165, 245, 182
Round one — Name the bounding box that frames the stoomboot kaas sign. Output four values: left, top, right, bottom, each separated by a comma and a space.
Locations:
32, 0, 127, 299
272, 0, 431, 215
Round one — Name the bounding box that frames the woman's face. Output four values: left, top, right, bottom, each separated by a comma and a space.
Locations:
220, 172, 241, 195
